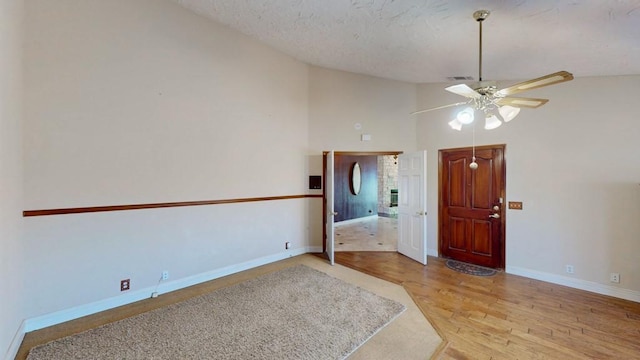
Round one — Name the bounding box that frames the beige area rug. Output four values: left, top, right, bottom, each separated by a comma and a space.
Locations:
29, 254, 442, 360
27, 264, 411, 360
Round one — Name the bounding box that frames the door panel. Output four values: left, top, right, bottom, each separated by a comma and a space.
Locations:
472, 220, 491, 255
439, 145, 505, 268
449, 217, 466, 250
324, 151, 335, 265
450, 159, 467, 207
398, 151, 427, 265
473, 159, 493, 208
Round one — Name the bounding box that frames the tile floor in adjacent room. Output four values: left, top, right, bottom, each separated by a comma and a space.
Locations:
334, 215, 398, 252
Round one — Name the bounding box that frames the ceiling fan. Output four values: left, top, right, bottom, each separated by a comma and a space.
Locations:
412, 10, 574, 130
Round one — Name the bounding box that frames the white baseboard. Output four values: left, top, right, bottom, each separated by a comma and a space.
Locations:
24, 246, 316, 333
506, 265, 640, 303
25, 285, 157, 333
21, 248, 638, 344
153, 247, 313, 296
3, 320, 25, 360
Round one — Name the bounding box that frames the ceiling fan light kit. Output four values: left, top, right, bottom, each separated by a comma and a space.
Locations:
484, 114, 502, 130
448, 119, 463, 131
413, 10, 574, 131
498, 105, 520, 122
456, 107, 475, 124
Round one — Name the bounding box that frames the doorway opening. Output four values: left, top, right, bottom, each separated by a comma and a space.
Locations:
334, 154, 400, 252
323, 151, 401, 254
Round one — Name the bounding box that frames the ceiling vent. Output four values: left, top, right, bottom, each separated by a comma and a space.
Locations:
447, 76, 474, 81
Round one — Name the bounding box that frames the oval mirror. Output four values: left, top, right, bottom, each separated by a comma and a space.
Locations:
351, 162, 361, 195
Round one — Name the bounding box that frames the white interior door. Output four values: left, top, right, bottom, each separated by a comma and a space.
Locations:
397, 150, 427, 264
325, 151, 335, 265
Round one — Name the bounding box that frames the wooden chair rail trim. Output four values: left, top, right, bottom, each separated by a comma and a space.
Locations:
23, 194, 323, 217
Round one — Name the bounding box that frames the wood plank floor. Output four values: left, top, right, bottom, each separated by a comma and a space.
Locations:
335, 252, 640, 360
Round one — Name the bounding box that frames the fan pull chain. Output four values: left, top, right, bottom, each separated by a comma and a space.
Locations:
470, 122, 478, 169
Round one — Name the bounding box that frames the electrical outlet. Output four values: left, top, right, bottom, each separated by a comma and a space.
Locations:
285, 242, 290, 250
120, 279, 130, 291
610, 273, 620, 283
162, 271, 169, 281
565, 265, 574, 274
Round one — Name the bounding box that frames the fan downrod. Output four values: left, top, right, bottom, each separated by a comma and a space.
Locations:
473, 10, 490, 81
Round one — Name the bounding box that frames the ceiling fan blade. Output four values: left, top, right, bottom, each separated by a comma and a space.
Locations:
410, 102, 469, 115
445, 84, 481, 98
496, 97, 549, 108
496, 71, 573, 97
409, 101, 469, 115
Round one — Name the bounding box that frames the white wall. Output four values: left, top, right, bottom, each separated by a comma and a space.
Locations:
24, 0, 309, 208
308, 66, 417, 154
0, 0, 25, 358
417, 76, 640, 299
306, 66, 418, 252
22, 0, 313, 328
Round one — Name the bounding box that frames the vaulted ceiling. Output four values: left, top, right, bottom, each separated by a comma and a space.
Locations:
174, 0, 640, 83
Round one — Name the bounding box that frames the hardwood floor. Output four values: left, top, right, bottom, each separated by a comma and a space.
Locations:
335, 252, 640, 360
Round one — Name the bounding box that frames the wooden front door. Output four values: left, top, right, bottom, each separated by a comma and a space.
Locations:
439, 145, 505, 268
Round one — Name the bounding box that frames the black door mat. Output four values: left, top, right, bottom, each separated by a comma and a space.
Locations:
445, 259, 497, 276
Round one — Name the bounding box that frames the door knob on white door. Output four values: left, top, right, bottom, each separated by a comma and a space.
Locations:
330, 211, 338, 216
415, 211, 425, 216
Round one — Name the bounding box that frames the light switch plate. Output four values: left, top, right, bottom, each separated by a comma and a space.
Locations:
508, 201, 523, 210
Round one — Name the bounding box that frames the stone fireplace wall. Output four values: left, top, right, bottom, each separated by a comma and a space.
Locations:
377, 155, 398, 216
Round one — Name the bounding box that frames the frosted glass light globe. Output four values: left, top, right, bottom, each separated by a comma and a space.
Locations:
456, 107, 475, 125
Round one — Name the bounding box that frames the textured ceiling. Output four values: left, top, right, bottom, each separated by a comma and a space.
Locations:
174, 0, 640, 83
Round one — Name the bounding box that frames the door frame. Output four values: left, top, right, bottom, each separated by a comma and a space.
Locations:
322, 151, 403, 255
438, 144, 506, 269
